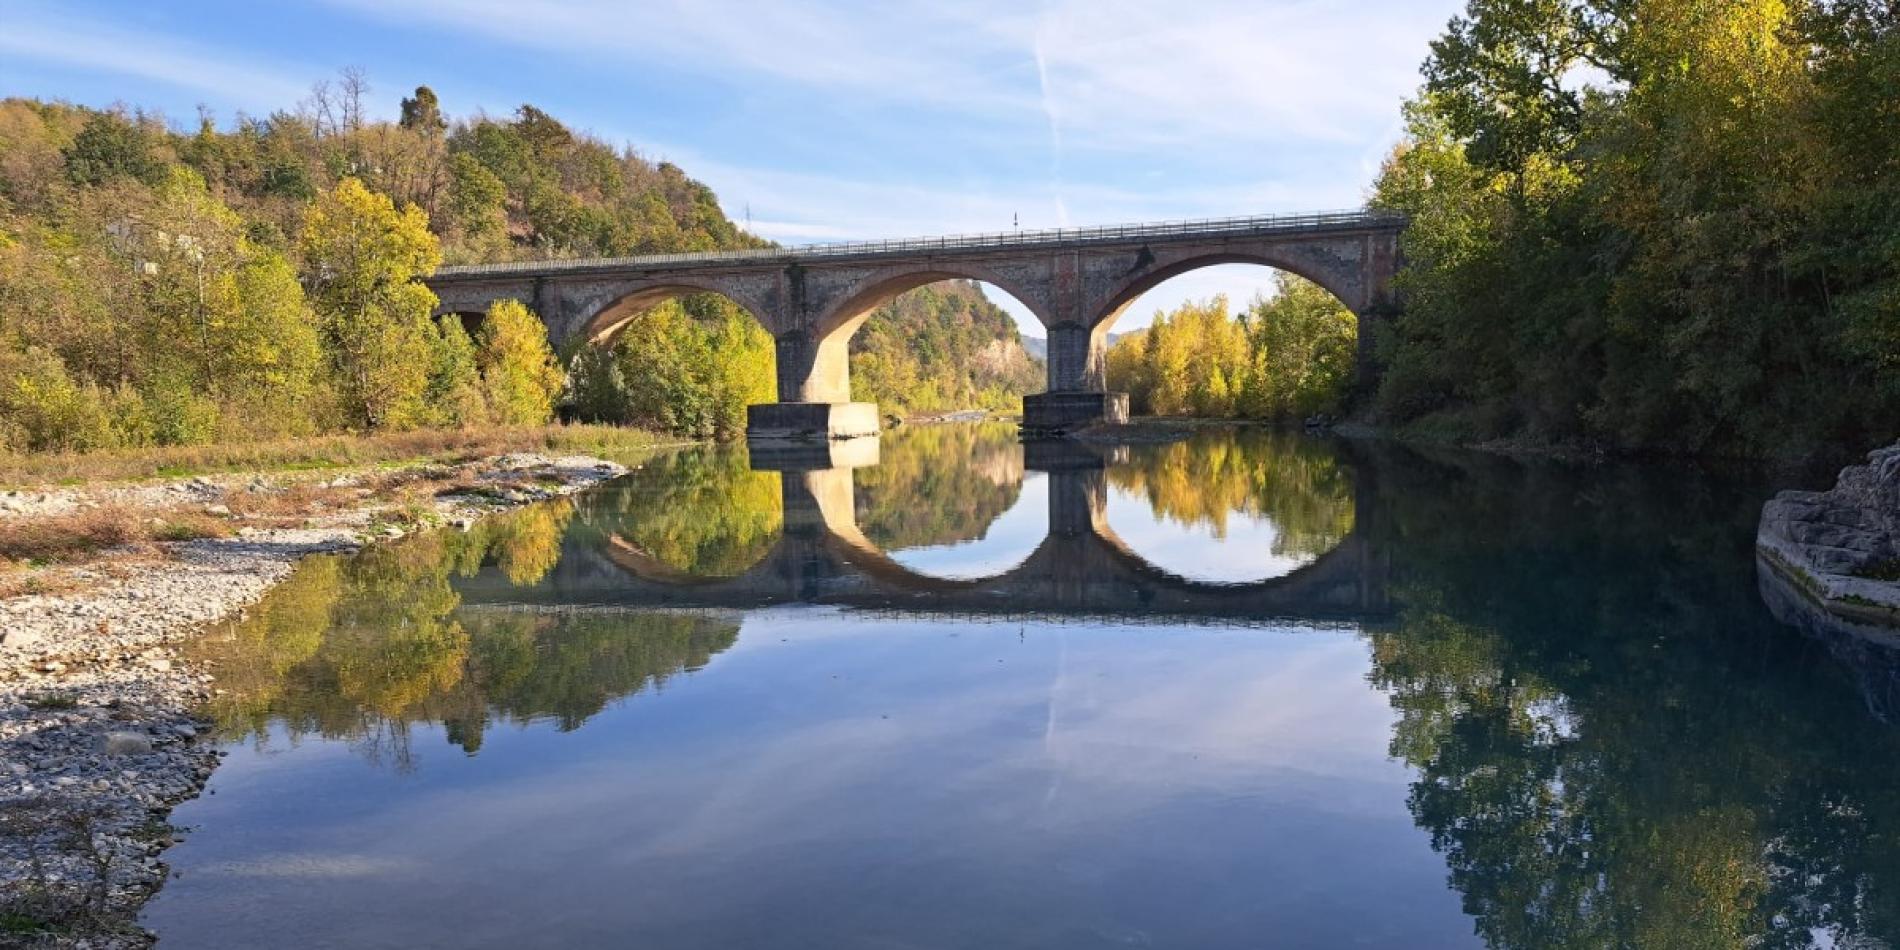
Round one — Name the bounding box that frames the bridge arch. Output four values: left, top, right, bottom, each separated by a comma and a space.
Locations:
787, 266, 1053, 407
1089, 250, 1367, 335
578, 282, 777, 348
1065, 254, 1365, 410
815, 263, 1057, 342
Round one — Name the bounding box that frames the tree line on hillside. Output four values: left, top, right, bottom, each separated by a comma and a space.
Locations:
1369, 0, 1899, 457
852, 281, 1043, 413
1106, 274, 1359, 420
0, 83, 1046, 452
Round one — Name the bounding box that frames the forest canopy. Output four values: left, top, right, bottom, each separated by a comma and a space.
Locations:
1369, 0, 1900, 457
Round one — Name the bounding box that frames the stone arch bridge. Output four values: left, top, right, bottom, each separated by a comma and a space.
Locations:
426, 210, 1405, 438
459, 439, 1390, 624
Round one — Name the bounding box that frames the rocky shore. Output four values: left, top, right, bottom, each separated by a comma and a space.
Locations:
0, 454, 628, 948
1758, 442, 1900, 627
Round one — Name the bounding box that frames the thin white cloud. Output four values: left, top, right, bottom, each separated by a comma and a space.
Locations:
742, 220, 858, 241
1018, 0, 1449, 152
317, 0, 1040, 115
0, 6, 313, 112
643, 140, 1369, 241
1031, 21, 1070, 227
318, 0, 1455, 156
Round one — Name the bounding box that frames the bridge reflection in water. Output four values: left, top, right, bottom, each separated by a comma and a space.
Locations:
464, 434, 1389, 624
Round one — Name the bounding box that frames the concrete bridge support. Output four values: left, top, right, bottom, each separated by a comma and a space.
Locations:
748, 333, 880, 441
1022, 324, 1129, 434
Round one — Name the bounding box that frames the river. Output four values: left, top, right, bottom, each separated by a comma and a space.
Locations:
140, 424, 1900, 948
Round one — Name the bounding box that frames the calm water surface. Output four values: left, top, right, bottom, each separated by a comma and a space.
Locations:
143, 425, 1900, 948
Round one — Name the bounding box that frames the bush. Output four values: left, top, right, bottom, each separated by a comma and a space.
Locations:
0, 347, 117, 453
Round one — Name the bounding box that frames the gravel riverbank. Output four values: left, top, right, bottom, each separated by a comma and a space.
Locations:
0, 454, 628, 948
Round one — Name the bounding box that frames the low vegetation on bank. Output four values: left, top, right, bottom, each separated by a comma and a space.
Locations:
0, 422, 669, 487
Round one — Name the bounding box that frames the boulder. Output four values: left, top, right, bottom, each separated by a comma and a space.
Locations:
101, 730, 153, 756
1758, 443, 1900, 625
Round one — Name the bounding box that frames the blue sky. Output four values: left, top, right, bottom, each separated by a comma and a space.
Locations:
1, 0, 1462, 335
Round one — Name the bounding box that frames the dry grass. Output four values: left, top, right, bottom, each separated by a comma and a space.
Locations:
0, 423, 677, 489
0, 505, 237, 566
0, 507, 142, 563
220, 481, 363, 526
0, 564, 92, 600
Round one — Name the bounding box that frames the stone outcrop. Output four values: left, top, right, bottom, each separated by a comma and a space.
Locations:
1758, 443, 1900, 625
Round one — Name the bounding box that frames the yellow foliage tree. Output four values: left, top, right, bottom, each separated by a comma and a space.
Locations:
475, 299, 564, 425
299, 178, 442, 430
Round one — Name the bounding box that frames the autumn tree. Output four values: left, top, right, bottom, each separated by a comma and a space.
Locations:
1105, 288, 1351, 421
475, 299, 564, 425
1244, 275, 1358, 419
1373, 0, 1900, 455
299, 177, 443, 430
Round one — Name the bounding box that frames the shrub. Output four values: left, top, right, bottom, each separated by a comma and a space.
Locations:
0, 347, 117, 453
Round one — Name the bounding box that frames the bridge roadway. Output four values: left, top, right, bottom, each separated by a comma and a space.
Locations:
426, 210, 1406, 438
456, 439, 1391, 625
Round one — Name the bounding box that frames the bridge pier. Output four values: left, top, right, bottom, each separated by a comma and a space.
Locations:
747, 331, 880, 441
1023, 324, 1128, 434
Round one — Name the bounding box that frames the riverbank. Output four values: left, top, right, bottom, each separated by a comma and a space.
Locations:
0, 423, 670, 489
0, 450, 641, 948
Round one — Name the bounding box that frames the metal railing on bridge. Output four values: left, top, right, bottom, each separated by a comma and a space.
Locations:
433, 207, 1407, 279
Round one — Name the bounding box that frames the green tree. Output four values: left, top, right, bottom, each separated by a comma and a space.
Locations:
299, 177, 442, 429
63, 110, 165, 187
426, 316, 486, 428
567, 297, 773, 438
1373, 0, 1900, 455
1244, 275, 1358, 419
398, 86, 447, 136
139, 168, 322, 439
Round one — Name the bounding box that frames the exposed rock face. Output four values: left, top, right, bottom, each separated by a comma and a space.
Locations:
1758, 443, 1900, 625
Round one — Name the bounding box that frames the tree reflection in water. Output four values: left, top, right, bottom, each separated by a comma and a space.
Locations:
1360, 446, 1900, 948
575, 447, 783, 576
187, 500, 739, 769
853, 423, 1027, 550
1108, 428, 1355, 560
575, 423, 1360, 582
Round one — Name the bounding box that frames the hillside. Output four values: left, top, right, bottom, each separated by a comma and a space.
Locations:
852, 280, 1043, 413
0, 84, 1044, 446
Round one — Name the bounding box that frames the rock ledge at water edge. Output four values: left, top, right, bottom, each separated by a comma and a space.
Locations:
1758, 442, 1900, 627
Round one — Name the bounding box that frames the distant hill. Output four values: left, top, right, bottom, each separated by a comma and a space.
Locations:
852, 281, 1044, 413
